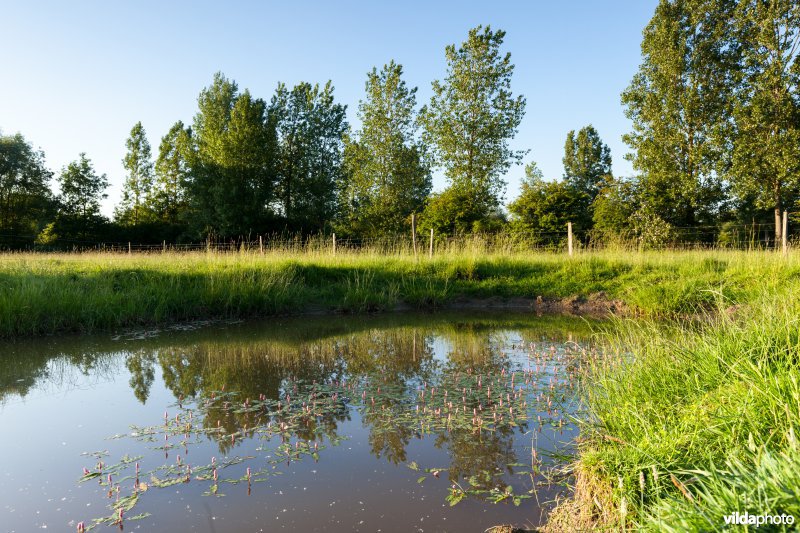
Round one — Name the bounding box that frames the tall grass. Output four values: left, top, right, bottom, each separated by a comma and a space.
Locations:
573, 293, 800, 530
0, 247, 797, 338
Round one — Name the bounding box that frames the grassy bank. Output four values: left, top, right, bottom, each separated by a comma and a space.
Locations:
552, 294, 800, 531
0, 249, 798, 338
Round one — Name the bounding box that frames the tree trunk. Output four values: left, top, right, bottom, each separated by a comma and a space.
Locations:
775, 181, 783, 248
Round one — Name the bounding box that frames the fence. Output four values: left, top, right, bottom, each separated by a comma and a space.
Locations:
0, 214, 793, 256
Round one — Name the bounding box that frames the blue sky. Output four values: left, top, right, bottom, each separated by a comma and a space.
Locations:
0, 0, 657, 216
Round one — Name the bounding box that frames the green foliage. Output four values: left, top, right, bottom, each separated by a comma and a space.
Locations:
116, 122, 155, 226
508, 161, 590, 244
420, 25, 526, 232
338, 61, 431, 237
189, 73, 278, 239
50, 153, 109, 241
622, 0, 734, 227
271, 81, 348, 232
0, 133, 54, 247
729, 0, 800, 242
591, 176, 639, 240
151, 121, 193, 225
562, 124, 612, 201
419, 186, 506, 235
631, 208, 675, 249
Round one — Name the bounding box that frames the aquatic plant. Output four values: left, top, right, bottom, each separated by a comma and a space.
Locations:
74, 341, 585, 527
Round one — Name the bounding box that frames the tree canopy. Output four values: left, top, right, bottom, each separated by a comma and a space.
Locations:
0, 133, 53, 247
338, 61, 431, 237
420, 25, 526, 234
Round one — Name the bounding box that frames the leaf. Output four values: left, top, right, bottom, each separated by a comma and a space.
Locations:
407, 461, 419, 471
417, 476, 427, 484
79, 472, 101, 482
446, 491, 464, 506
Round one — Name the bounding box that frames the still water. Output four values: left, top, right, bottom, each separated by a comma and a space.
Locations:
0, 312, 596, 532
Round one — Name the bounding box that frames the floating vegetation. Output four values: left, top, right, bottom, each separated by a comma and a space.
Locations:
74, 340, 587, 529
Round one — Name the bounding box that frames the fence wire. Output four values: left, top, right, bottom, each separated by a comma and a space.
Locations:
0, 222, 793, 254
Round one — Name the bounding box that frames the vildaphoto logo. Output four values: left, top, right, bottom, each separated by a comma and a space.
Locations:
723, 511, 795, 528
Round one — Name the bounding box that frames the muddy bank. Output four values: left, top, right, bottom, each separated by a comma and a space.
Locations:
437, 291, 628, 317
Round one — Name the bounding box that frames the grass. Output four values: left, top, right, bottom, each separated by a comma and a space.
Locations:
0, 248, 798, 338
564, 292, 800, 531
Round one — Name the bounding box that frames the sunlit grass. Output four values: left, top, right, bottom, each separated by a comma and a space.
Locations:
0, 246, 798, 338
573, 294, 800, 530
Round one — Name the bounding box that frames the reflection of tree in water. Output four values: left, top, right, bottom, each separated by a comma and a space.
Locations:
126, 349, 156, 404
0, 345, 115, 404
434, 342, 523, 490
4, 313, 580, 494
152, 341, 348, 453
0, 352, 49, 402
355, 326, 526, 488
350, 330, 437, 464
436, 424, 519, 490
122, 323, 532, 472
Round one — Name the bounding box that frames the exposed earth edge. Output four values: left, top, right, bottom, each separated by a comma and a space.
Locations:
438, 291, 628, 318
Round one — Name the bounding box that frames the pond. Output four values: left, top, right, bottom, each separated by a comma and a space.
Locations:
0, 312, 598, 532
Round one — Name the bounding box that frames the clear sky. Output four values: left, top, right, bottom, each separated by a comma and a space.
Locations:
0, 0, 657, 216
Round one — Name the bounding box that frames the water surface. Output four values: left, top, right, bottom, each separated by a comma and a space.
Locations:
0, 312, 595, 532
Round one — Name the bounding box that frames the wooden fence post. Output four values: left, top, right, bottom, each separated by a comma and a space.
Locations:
783, 211, 788, 256
567, 222, 573, 257
411, 213, 418, 258
162, 240, 166, 253
128, 242, 131, 255
332, 233, 336, 256
259, 235, 264, 255
429, 228, 434, 259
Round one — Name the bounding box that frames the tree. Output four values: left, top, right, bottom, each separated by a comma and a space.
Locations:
189, 72, 278, 239
271, 81, 348, 232
507, 162, 590, 244
622, 0, 736, 227
0, 133, 54, 247
419, 25, 526, 233
730, 0, 800, 244
151, 121, 193, 225
116, 122, 154, 226
339, 61, 431, 237
562, 125, 612, 201
591, 176, 640, 240
50, 153, 109, 241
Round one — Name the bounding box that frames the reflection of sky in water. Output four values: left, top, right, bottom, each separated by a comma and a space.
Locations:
0, 312, 593, 532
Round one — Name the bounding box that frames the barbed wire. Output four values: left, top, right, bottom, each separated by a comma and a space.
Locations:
0, 220, 793, 253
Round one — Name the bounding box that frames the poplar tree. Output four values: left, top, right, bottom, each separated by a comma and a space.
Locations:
116, 122, 154, 226
339, 61, 431, 236
190, 72, 277, 238
730, 0, 800, 244
622, 0, 736, 227
271, 81, 348, 231
152, 121, 193, 225
420, 25, 526, 233
562, 125, 612, 201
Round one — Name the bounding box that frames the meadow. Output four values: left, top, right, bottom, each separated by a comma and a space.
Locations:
0, 244, 796, 339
